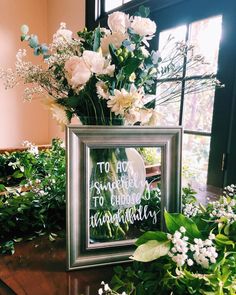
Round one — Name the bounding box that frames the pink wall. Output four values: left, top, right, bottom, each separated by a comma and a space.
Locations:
0, 0, 85, 148
47, 0, 85, 141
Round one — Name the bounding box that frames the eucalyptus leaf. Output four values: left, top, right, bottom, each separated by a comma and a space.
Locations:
93, 26, 101, 52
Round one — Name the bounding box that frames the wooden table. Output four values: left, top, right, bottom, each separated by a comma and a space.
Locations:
0, 235, 115, 295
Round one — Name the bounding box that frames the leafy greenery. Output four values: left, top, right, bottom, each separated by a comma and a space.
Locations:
110, 192, 236, 295
0, 139, 66, 254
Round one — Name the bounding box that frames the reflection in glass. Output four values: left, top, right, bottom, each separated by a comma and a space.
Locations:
187, 15, 222, 76
182, 134, 211, 188
89, 147, 161, 244
183, 81, 215, 132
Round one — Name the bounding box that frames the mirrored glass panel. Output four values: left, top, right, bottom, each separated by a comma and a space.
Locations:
88, 147, 162, 244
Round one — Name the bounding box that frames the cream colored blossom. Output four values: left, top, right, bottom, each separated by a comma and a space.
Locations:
147, 109, 159, 126
139, 108, 153, 125
53, 22, 73, 44
43, 96, 69, 128
96, 81, 109, 99
131, 16, 156, 37
125, 108, 141, 124
64, 56, 91, 89
108, 11, 130, 34
107, 88, 142, 115
51, 104, 69, 127
101, 32, 127, 55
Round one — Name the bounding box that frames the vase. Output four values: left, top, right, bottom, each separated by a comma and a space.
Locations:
89, 146, 147, 242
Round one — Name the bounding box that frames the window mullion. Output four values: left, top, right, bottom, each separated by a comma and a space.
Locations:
179, 24, 190, 126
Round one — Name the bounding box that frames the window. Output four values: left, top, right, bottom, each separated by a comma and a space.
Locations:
156, 16, 222, 189
105, 0, 132, 12
86, 0, 236, 188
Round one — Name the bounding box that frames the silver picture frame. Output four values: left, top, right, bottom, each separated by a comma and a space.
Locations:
66, 125, 182, 270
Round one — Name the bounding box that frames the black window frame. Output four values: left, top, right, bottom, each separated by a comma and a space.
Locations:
85, 0, 236, 188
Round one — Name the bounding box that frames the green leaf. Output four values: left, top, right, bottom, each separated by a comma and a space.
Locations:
144, 98, 156, 109
49, 233, 56, 242
135, 231, 168, 246
109, 44, 120, 66
0, 184, 6, 192
12, 170, 24, 179
57, 96, 80, 109
215, 234, 235, 247
93, 26, 101, 52
123, 57, 142, 77
131, 240, 170, 262
164, 211, 201, 239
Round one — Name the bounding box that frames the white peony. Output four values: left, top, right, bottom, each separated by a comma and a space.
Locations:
83, 50, 115, 76
65, 56, 91, 89
83, 50, 105, 74
101, 32, 127, 55
108, 11, 130, 34
131, 16, 156, 36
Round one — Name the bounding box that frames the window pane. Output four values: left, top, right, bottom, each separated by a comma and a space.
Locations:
155, 82, 181, 126
105, 0, 122, 12
186, 15, 222, 76
182, 134, 211, 189
183, 81, 215, 132
158, 25, 187, 79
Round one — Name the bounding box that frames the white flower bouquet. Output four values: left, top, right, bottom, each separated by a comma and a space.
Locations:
0, 6, 219, 127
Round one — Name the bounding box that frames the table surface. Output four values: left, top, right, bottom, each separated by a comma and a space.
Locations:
0, 235, 116, 295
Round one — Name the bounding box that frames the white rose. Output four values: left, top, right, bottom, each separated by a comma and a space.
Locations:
101, 32, 127, 55
83, 50, 105, 74
131, 16, 156, 36
108, 11, 130, 34
65, 56, 91, 89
